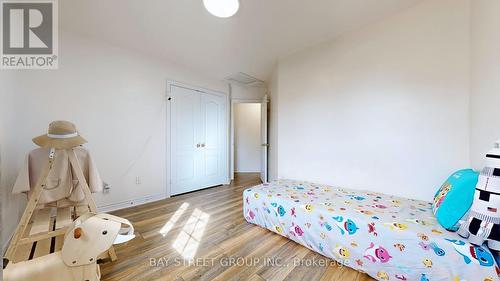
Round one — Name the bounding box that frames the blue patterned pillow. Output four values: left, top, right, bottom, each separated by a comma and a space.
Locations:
432, 169, 479, 230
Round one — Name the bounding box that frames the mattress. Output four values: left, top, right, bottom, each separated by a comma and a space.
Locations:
243, 179, 500, 281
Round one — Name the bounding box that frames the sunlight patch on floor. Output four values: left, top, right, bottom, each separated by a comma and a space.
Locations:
172, 208, 210, 259
159, 202, 190, 237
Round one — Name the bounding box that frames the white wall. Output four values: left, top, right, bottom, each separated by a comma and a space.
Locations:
0, 31, 229, 251
234, 104, 261, 173
274, 0, 471, 201
0, 76, 13, 254
4, 0, 497, 253
470, 0, 500, 169
230, 83, 266, 100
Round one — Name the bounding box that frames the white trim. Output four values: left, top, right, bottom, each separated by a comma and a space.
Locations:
226, 83, 232, 184
166, 81, 172, 199
97, 193, 168, 213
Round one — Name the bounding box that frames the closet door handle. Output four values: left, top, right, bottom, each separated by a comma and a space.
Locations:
196, 144, 201, 148
201, 143, 205, 148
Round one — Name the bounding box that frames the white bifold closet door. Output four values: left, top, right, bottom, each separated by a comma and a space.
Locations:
170, 85, 227, 195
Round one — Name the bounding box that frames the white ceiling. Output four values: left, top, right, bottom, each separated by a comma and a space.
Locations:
60, 0, 421, 82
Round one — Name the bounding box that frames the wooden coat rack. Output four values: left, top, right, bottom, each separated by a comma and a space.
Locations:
4, 148, 116, 266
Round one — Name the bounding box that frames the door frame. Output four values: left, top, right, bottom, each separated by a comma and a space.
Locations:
230, 95, 269, 181
166, 80, 230, 197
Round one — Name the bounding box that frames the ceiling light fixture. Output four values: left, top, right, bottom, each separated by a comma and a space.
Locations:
203, 0, 239, 18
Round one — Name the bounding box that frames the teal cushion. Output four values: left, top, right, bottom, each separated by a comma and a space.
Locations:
432, 169, 479, 230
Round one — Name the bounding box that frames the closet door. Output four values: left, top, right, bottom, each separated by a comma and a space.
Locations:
170, 84, 227, 196
199, 94, 227, 188
170, 85, 202, 195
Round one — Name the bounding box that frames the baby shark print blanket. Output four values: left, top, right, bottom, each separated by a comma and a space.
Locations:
243, 180, 500, 281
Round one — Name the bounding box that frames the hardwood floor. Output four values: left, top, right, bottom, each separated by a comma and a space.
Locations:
101, 173, 374, 281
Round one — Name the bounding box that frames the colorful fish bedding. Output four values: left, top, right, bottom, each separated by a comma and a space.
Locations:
243, 180, 500, 281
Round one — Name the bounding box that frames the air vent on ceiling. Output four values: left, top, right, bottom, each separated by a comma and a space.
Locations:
225, 72, 265, 87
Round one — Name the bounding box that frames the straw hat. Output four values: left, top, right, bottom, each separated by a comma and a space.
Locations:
33, 120, 87, 149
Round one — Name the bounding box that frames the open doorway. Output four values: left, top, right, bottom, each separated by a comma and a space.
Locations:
230, 97, 268, 183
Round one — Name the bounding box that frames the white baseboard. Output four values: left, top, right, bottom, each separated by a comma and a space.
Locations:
97, 193, 169, 213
